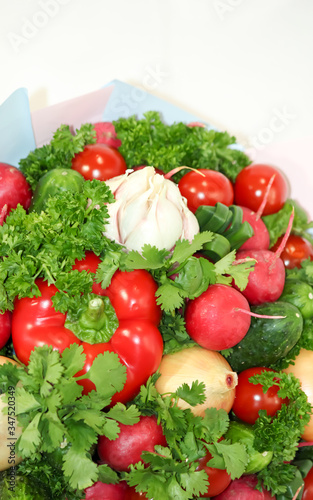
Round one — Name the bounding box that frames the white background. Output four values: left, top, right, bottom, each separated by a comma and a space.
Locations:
1, 0, 313, 209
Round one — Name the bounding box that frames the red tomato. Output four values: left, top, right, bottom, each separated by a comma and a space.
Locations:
196, 448, 232, 497
234, 164, 289, 215
0, 162, 32, 217
232, 367, 288, 425
303, 466, 313, 500
271, 234, 313, 269
178, 169, 234, 213
71, 143, 127, 181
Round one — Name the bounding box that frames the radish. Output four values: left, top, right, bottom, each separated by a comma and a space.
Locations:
238, 174, 274, 251
0, 162, 32, 218
84, 480, 128, 500
184, 284, 252, 351
239, 206, 270, 251
97, 415, 167, 472
212, 474, 276, 499
235, 210, 294, 305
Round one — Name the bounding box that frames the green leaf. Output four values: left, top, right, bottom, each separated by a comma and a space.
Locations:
62, 446, 98, 490
176, 381, 206, 407
61, 344, 86, 378
83, 351, 127, 398
17, 412, 42, 456
106, 403, 141, 425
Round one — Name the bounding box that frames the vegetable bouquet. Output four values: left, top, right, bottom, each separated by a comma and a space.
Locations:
0, 107, 313, 500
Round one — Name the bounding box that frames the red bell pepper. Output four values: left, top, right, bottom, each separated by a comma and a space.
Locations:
11, 257, 163, 404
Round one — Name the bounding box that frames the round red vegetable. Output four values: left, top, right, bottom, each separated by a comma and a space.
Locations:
11, 263, 163, 404
234, 164, 289, 215
97, 415, 167, 472
0, 311, 12, 350
232, 367, 288, 425
178, 169, 234, 213
239, 206, 270, 251
84, 480, 128, 500
185, 284, 251, 351
196, 446, 232, 497
0, 162, 32, 218
213, 474, 275, 499
303, 466, 313, 500
271, 234, 313, 269
73, 252, 162, 326
71, 143, 127, 181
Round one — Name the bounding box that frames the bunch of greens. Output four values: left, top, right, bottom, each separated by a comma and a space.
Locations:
249, 370, 312, 495
0, 179, 116, 312
114, 111, 251, 181
19, 124, 96, 190
0, 344, 140, 497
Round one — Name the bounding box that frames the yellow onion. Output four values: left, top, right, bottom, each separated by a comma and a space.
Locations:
283, 348, 313, 441
155, 346, 238, 416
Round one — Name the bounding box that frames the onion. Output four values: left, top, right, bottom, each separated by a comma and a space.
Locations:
155, 346, 237, 416
283, 348, 313, 441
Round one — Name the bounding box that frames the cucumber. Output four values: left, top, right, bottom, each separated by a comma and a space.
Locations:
224, 301, 303, 372
280, 279, 313, 319
30, 168, 85, 213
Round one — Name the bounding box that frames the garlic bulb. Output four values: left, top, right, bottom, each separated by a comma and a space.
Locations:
104, 167, 199, 252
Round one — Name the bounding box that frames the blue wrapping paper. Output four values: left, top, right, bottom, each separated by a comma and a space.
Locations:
0, 88, 36, 167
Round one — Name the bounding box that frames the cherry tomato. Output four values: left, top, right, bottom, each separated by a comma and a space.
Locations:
196, 446, 232, 497
271, 234, 313, 269
234, 164, 289, 215
71, 143, 127, 181
232, 367, 288, 425
303, 466, 313, 500
178, 169, 234, 213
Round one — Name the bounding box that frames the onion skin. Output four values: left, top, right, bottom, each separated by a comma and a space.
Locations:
283, 348, 313, 441
155, 347, 237, 416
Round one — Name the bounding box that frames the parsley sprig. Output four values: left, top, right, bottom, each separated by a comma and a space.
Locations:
124, 376, 248, 499
0, 344, 140, 494
0, 180, 116, 311
19, 124, 97, 190
113, 111, 250, 181
97, 236, 255, 313
249, 370, 313, 495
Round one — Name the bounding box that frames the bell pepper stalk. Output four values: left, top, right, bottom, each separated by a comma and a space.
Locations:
11, 258, 163, 405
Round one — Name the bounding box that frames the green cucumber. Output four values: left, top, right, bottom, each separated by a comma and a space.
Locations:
30, 168, 85, 213
280, 279, 313, 319
224, 301, 303, 372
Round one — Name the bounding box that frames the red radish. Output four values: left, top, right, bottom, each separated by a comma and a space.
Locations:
235, 248, 285, 305
235, 210, 294, 305
239, 206, 270, 251
84, 480, 128, 500
97, 415, 167, 472
0, 311, 11, 350
184, 284, 252, 351
213, 474, 276, 499
93, 121, 122, 148
0, 163, 32, 218
239, 175, 274, 251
